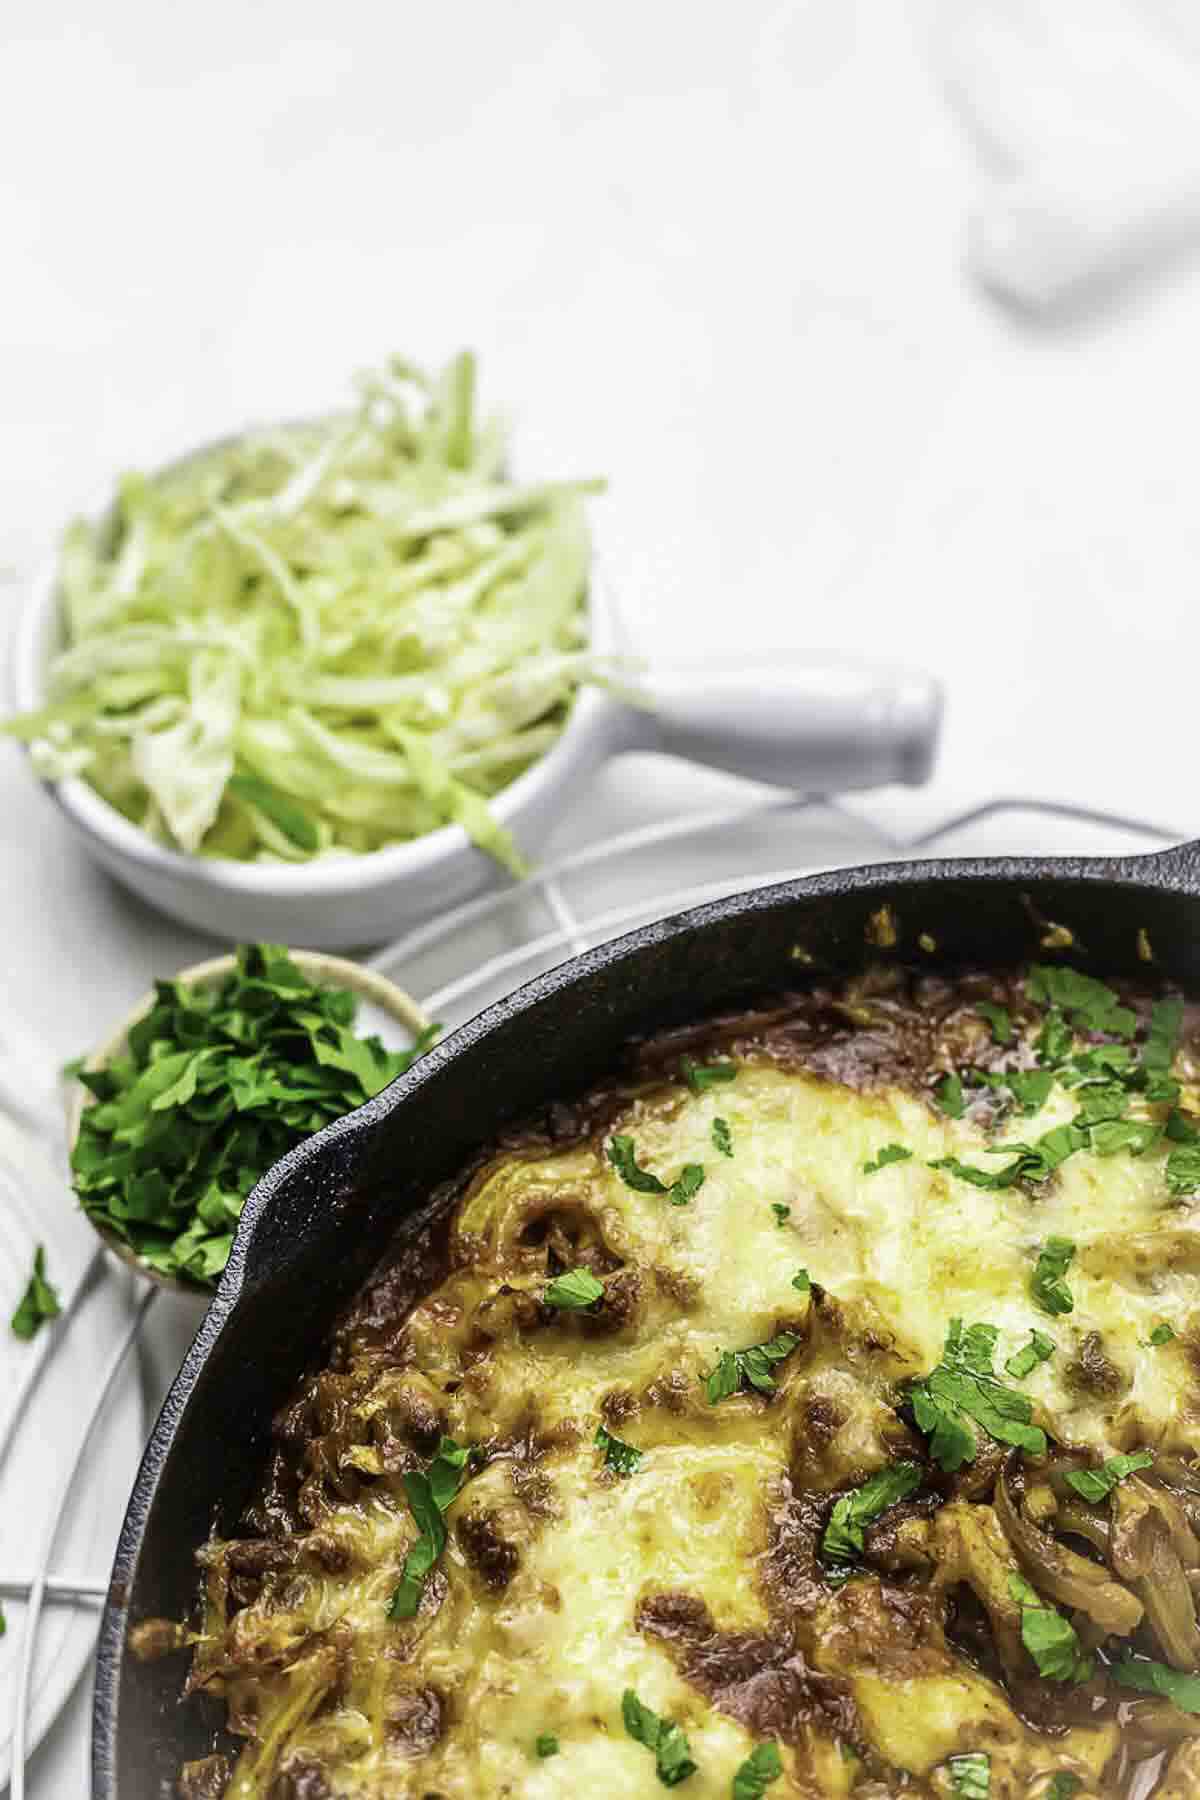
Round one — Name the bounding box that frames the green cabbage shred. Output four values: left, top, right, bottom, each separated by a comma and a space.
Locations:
6, 351, 605, 870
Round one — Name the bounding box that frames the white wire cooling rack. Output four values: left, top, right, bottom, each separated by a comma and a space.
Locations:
1, 787, 1187, 1796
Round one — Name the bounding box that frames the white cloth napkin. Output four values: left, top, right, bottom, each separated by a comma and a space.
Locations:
939, 0, 1200, 311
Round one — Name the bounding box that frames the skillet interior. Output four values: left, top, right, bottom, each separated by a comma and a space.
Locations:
93, 839, 1200, 1796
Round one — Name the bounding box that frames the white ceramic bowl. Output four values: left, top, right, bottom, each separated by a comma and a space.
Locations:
10, 456, 943, 949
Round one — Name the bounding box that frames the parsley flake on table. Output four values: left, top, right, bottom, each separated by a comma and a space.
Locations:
11, 1244, 60, 1341
1004, 1329, 1055, 1381
68, 944, 437, 1289
712, 1116, 733, 1157
545, 1268, 604, 1310
680, 1057, 736, 1094
731, 1741, 782, 1798
1112, 1655, 1200, 1714
947, 1751, 990, 1797
595, 1423, 642, 1476
1008, 1574, 1094, 1682
863, 1143, 912, 1176
1031, 1237, 1076, 1316
387, 1436, 471, 1619
706, 1332, 799, 1404
1065, 1450, 1153, 1503
909, 1319, 1046, 1471
622, 1688, 697, 1786
608, 1135, 705, 1205
821, 1463, 922, 1565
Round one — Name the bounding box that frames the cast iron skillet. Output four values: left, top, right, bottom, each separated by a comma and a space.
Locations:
93, 837, 1200, 1796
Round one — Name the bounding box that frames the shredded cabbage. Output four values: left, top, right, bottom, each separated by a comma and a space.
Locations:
7, 352, 604, 868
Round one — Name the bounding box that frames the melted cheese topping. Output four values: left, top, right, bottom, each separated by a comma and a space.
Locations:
207, 1059, 1200, 1799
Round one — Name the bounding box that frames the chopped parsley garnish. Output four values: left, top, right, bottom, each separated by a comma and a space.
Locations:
1112, 1655, 1200, 1714
1059, 1043, 1135, 1086
976, 1002, 1012, 1045
935, 1073, 966, 1119
1065, 1450, 1153, 1503
821, 1463, 922, 1564
1165, 1143, 1200, 1197
1031, 1237, 1076, 1316
1008, 1574, 1093, 1682
863, 1143, 912, 1176
706, 1332, 799, 1404
791, 1269, 811, 1294
1146, 1322, 1176, 1347
1046, 1777, 1082, 1800
1004, 1329, 1055, 1381
607, 1135, 705, 1205
947, 1751, 990, 1797
931, 1123, 1087, 1191
771, 1203, 790, 1227
1027, 965, 1136, 1039
1090, 1118, 1161, 1157
621, 1688, 697, 1786
387, 1436, 470, 1619
712, 1116, 733, 1157
11, 1244, 61, 1341
535, 1733, 560, 1758
595, 1423, 642, 1476
545, 1268, 604, 1310
680, 1057, 736, 1094
1002, 1069, 1054, 1116
69, 944, 438, 1288
1036, 1008, 1073, 1066
731, 1741, 782, 1798
1142, 997, 1183, 1100
909, 1319, 1046, 1471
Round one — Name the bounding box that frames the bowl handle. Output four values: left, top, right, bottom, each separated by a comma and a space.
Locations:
624, 654, 942, 791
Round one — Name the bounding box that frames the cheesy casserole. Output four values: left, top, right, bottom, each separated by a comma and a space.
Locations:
158, 964, 1200, 1798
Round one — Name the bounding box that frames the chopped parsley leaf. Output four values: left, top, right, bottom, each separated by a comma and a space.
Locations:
607, 1135, 704, 1205
1065, 1450, 1153, 1503
909, 1319, 1046, 1471
1003, 1069, 1054, 1116
821, 1464, 922, 1564
11, 1244, 60, 1341
545, 1268, 604, 1310
388, 1436, 472, 1618
1008, 1574, 1094, 1682
1004, 1329, 1055, 1381
791, 1269, 811, 1294
1112, 1655, 1200, 1714
1027, 965, 1136, 1039
1036, 1008, 1074, 1066
977, 1002, 1012, 1045
680, 1057, 736, 1094
622, 1688, 697, 1786
1142, 997, 1183, 1100
936, 1073, 966, 1119
731, 1741, 782, 1798
863, 1143, 912, 1176
712, 1116, 733, 1157
931, 1123, 1088, 1192
1090, 1117, 1160, 1157
594, 1423, 642, 1476
535, 1733, 559, 1758
1146, 1322, 1176, 1347
706, 1332, 799, 1404
771, 1203, 790, 1227
1046, 1777, 1082, 1800
1165, 1143, 1200, 1197
947, 1751, 990, 1797
1031, 1238, 1076, 1316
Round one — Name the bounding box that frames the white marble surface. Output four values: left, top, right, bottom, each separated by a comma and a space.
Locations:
4, 1, 1200, 1791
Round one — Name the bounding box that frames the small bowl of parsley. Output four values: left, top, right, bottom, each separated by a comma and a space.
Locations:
66, 944, 434, 1294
